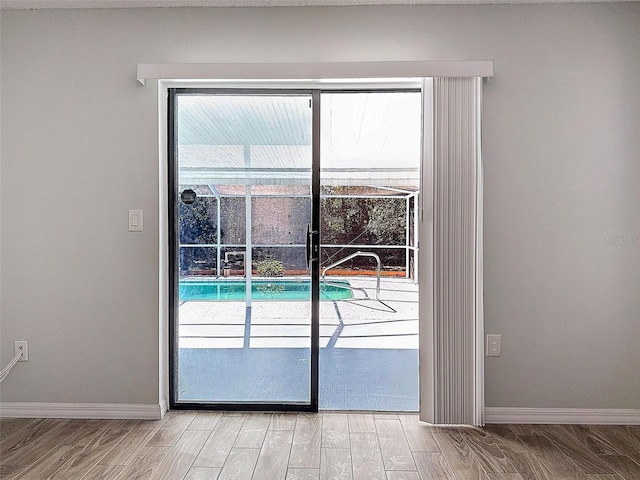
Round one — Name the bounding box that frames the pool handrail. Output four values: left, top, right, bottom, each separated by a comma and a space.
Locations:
321, 251, 381, 301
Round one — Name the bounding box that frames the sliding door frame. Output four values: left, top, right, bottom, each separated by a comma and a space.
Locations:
167, 84, 423, 412
168, 88, 321, 412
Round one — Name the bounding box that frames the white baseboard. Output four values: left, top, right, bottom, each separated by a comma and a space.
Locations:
0, 402, 164, 420
159, 398, 169, 418
485, 407, 640, 425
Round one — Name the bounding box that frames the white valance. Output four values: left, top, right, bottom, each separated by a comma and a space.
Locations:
137, 60, 494, 85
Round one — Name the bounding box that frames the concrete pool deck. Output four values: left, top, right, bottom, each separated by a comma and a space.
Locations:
177, 276, 419, 410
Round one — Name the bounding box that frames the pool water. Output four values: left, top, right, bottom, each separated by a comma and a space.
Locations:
179, 279, 353, 301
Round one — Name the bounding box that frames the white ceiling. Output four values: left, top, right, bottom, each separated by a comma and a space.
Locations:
176, 91, 422, 186
1, 0, 635, 9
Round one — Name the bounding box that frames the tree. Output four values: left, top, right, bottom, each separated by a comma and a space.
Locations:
179, 197, 218, 244
320, 188, 406, 269
179, 197, 218, 275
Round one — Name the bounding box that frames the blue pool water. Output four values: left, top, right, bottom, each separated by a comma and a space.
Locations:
180, 279, 353, 301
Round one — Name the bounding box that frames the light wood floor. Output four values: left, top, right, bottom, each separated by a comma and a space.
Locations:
1, 412, 640, 479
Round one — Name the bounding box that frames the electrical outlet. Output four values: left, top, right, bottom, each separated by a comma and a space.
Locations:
486, 334, 501, 357
14, 340, 28, 362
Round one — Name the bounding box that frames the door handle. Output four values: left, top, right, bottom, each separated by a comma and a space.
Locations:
306, 223, 318, 269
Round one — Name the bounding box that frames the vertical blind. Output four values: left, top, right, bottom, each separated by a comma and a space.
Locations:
420, 77, 484, 426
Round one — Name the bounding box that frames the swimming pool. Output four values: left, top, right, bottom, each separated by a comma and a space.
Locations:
179, 279, 353, 301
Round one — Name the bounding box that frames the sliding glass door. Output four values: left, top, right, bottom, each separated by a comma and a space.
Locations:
318, 91, 422, 411
169, 86, 421, 412
169, 90, 319, 409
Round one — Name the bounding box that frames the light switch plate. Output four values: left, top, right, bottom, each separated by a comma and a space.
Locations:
129, 210, 143, 232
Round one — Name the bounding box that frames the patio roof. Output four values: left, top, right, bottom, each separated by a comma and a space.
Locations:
177, 92, 421, 186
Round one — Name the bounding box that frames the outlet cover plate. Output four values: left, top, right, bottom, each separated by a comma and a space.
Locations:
14, 340, 28, 362
486, 334, 501, 357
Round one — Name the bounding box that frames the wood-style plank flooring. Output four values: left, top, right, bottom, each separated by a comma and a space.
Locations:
1, 412, 640, 479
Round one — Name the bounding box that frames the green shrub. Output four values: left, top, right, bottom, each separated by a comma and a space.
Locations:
256, 283, 286, 297
257, 260, 285, 277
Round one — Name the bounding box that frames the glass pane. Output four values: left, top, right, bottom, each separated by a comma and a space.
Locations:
252, 185, 310, 195
179, 197, 218, 245
321, 185, 409, 196
321, 196, 407, 246
176, 94, 313, 405
320, 91, 421, 186
220, 247, 247, 277
321, 247, 407, 276
253, 246, 308, 273
220, 197, 246, 245
252, 197, 311, 245
180, 246, 217, 277
319, 91, 420, 411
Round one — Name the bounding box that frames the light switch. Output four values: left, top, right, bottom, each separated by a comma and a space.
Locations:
129, 210, 143, 232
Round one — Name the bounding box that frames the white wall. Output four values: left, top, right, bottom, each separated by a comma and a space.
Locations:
1, 4, 638, 409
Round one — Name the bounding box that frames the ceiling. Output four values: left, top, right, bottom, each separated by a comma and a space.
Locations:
1, 0, 633, 9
